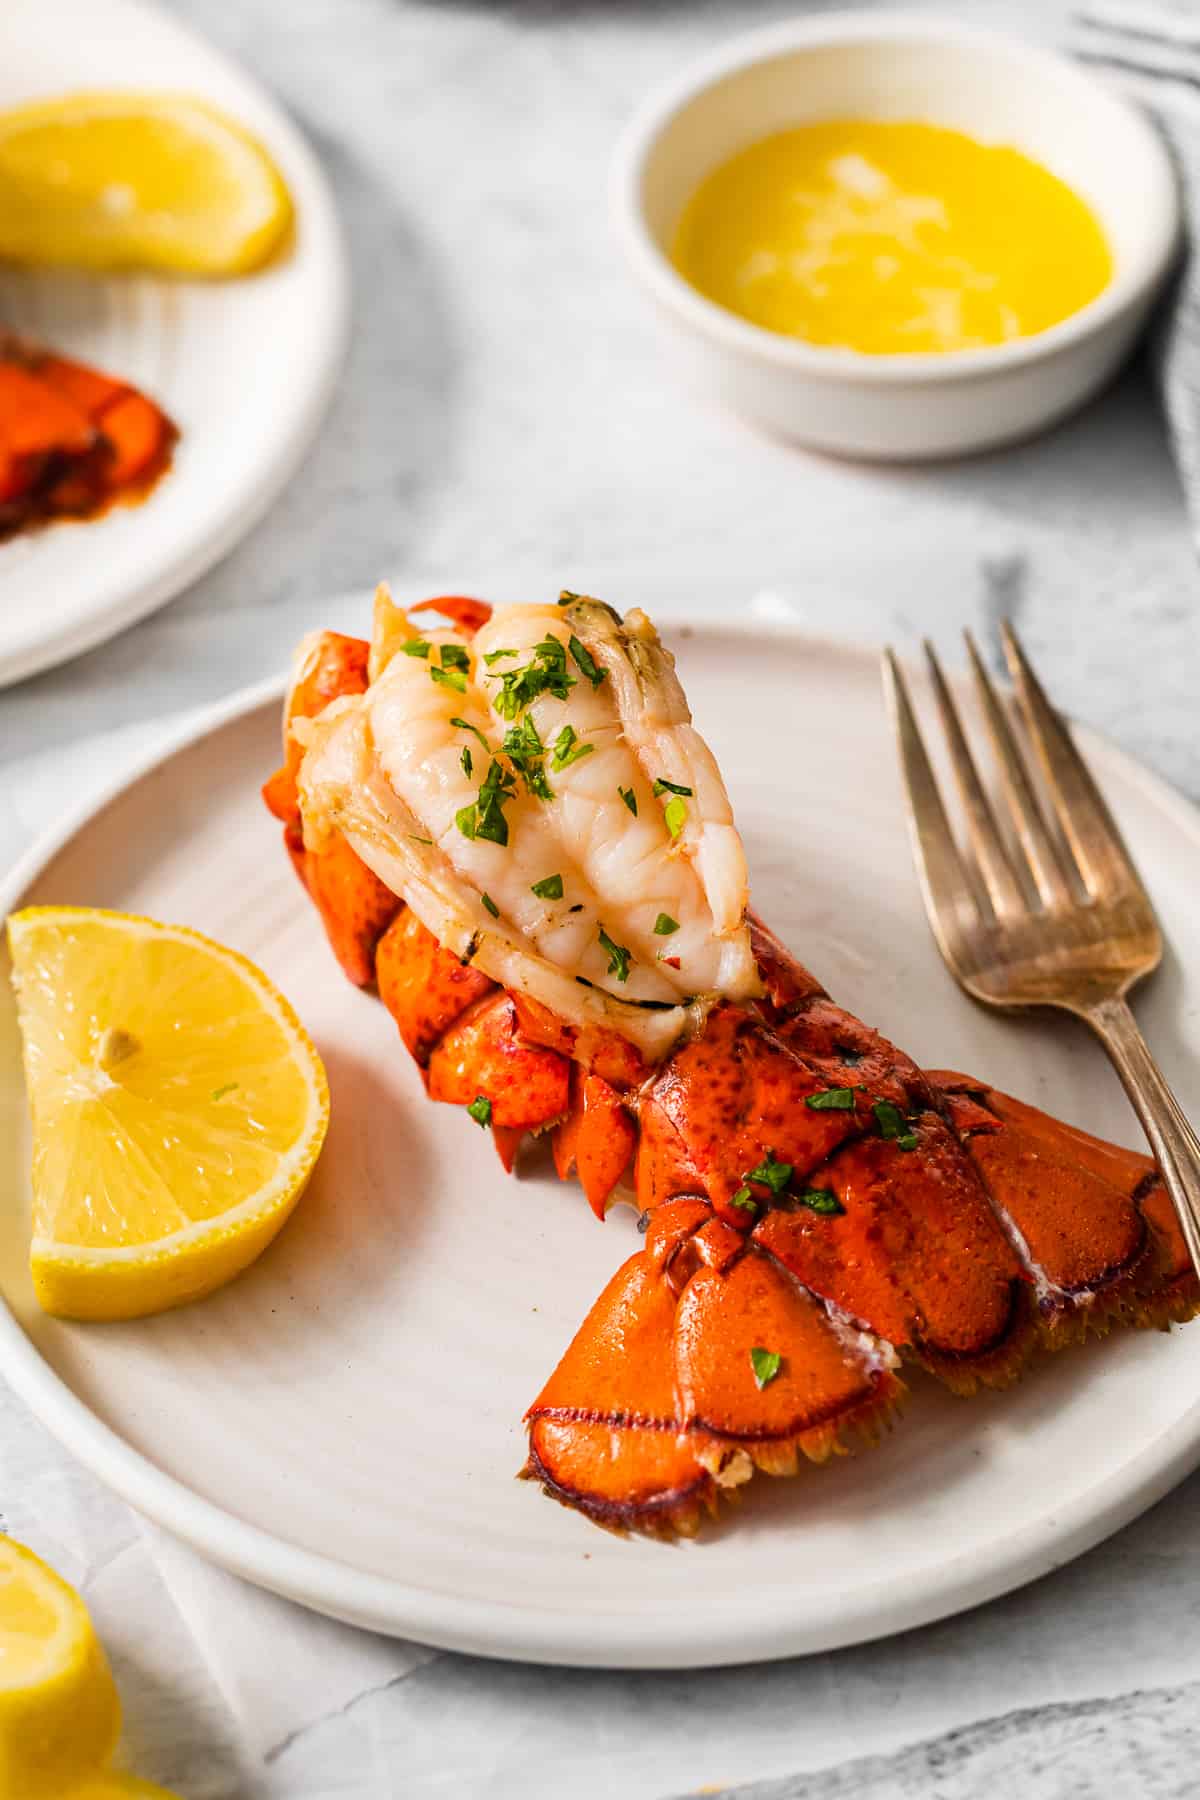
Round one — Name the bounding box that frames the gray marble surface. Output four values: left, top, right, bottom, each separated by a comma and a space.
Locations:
4, 0, 1200, 1795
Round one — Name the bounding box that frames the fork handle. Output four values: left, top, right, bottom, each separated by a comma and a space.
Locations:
1083, 995, 1200, 1279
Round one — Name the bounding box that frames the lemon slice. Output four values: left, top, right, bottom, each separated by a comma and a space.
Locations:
0, 1536, 121, 1798
0, 91, 293, 275
7, 907, 329, 1321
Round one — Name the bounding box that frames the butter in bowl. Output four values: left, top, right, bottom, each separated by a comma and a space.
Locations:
610, 11, 1179, 459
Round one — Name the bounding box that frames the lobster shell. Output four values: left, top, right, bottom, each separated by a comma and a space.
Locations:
263, 608, 1199, 1536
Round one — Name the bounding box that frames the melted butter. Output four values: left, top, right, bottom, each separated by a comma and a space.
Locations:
671, 120, 1112, 355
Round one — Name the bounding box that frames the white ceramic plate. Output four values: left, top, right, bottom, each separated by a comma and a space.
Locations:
0, 0, 348, 687
3, 623, 1200, 1667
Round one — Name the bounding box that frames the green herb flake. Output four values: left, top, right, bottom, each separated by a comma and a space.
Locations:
551, 724, 595, 771
211, 1082, 239, 1102
455, 803, 478, 841
653, 913, 680, 937
450, 716, 491, 754
467, 1094, 493, 1129
799, 1188, 845, 1217
745, 1150, 793, 1195
730, 1186, 757, 1212
472, 760, 516, 845
460, 745, 473, 778
401, 639, 431, 659
872, 1099, 918, 1148
501, 714, 553, 800
663, 795, 688, 839
408, 834, 433, 846
568, 634, 606, 689
531, 874, 564, 901
430, 665, 467, 694
439, 643, 470, 673
488, 635, 575, 719
598, 925, 632, 984
750, 1346, 783, 1389
619, 785, 638, 817
482, 647, 518, 666
481, 892, 500, 919
652, 777, 693, 798
558, 589, 583, 606
806, 1086, 856, 1112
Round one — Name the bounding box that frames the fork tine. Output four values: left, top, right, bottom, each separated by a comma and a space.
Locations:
999, 620, 1145, 903
882, 649, 982, 973
963, 631, 1075, 910
923, 640, 1027, 920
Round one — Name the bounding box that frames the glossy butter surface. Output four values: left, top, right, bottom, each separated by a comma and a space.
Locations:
672, 120, 1112, 355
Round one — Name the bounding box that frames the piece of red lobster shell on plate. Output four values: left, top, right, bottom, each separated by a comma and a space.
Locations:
0, 332, 176, 537
263, 587, 1199, 1537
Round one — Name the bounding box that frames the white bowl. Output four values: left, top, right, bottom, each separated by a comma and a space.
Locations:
610, 12, 1180, 460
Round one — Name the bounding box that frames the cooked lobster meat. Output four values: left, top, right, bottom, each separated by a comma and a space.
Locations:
0, 333, 175, 537
263, 590, 1199, 1536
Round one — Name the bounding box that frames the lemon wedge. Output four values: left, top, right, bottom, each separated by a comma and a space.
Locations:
7, 907, 329, 1321
0, 91, 293, 275
0, 1536, 182, 1800
0, 1535, 120, 1798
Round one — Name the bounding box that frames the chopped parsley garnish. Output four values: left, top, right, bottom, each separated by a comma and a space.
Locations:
749, 1347, 782, 1389
745, 1151, 793, 1195
211, 1082, 239, 1102
799, 1188, 845, 1216
663, 795, 688, 839
456, 760, 516, 846
488, 635, 574, 719
598, 925, 632, 983
558, 589, 583, 605
551, 724, 595, 771
408, 834, 433, 845
653, 913, 680, 936
467, 1094, 493, 1129
481, 892, 500, 918
531, 874, 564, 901
873, 1099, 919, 1150
401, 639, 431, 659
439, 643, 470, 673
652, 777, 693, 798
500, 714, 553, 799
568, 635, 606, 689
482, 647, 517, 666
460, 745, 473, 778
806, 1086, 856, 1112
731, 1186, 757, 1212
430, 664, 467, 694
619, 785, 638, 817
450, 716, 492, 754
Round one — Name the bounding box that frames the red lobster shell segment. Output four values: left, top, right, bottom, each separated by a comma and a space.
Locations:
0, 337, 176, 535
264, 610, 1199, 1537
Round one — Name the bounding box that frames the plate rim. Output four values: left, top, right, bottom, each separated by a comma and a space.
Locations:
4, 621, 1200, 1667
0, 0, 350, 688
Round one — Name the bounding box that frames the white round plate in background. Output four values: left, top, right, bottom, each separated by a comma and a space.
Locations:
2, 623, 1200, 1664
0, 0, 348, 687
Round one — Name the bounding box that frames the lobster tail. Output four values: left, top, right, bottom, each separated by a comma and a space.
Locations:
265, 615, 1200, 1538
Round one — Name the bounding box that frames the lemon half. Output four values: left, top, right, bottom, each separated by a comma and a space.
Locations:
0, 91, 293, 275
7, 907, 329, 1321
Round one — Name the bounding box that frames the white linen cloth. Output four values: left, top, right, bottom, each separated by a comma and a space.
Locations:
1073, 2, 1200, 558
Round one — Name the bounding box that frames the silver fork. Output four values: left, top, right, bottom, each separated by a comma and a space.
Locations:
883, 621, 1200, 1278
